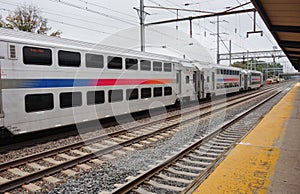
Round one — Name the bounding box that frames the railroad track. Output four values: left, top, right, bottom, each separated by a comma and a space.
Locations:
110, 84, 291, 194
0, 83, 287, 193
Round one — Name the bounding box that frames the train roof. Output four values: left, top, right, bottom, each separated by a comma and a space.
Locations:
193, 62, 242, 71
247, 69, 262, 74
0, 28, 191, 63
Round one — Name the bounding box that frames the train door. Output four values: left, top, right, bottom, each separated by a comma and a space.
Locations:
176, 70, 182, 95
240, 74, 242, 90
197, 72, 205, 99
0, 57, 4, 119
212, 72, 215, 90
193, 71, 197, 97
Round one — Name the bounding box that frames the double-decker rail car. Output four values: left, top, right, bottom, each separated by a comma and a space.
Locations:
247, 70, 263, 89
0, 28, 264, 135
0, 28, 184, 135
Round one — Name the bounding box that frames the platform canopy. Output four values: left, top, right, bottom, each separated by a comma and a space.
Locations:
251, 0, 300, 71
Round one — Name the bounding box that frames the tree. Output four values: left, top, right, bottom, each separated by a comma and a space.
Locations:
0, 15, 5, 28
2, 4, 61, 36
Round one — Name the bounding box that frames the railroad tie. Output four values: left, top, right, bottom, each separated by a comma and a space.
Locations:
113, 150, 127, 156
43, 158, 63, 165
156, 173, 191, 184
57, 153, 76, 160
27, 162, 47, 170
0, 177, 10, 184
147, 137, 159, 142
140, 140, 151, 144
110, 137, 124, 142
98, 191, 110, 194
102, 154, 116, 160
102, 140, 118, 146
132, 143, 144, 148
166, 168, 198, 177
92, 143, 108, 149
70, 149, 89, 156
134, 187, 156, 194
155, 135, 165, 139
175, 163, 205, 171
147, 180, 184, 192
123, 147, 135, 151
181, 158, 210, 166
82, 146, 100, 153
193, 150, 219, 158
90, 159, 104, 165
77, 164, 92, 170
61, 169, 77, 177
22, 183, 41, 193
43, 176, 61, 184
119, 135, 132, 140
8, 168, 29, 176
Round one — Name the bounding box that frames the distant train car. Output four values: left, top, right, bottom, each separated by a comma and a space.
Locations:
247, 70, 263, 89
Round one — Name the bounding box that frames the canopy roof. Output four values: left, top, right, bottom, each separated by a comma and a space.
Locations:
251, 0, 300, 71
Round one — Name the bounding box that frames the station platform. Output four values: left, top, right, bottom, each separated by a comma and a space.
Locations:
193, 83, 300, 194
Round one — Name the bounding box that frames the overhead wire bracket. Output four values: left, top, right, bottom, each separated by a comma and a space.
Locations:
246, 10, 263, 37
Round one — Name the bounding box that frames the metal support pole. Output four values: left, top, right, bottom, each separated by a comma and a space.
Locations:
229, 40, 232, 66
189, 19, 192, 38
176, 9, 178, 30
217, 16, 220, 64
140, 0, 145, 52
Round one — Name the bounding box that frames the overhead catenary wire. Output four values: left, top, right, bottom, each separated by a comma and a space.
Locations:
0, 1, 196, 49
49, 0, 137, 26
77, 0, 137, 19
0, 2, 139, 42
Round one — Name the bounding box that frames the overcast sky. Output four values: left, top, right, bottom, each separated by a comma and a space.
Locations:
1, 0, 295, 71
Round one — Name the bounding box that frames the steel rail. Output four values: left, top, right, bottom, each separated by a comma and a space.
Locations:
111, 87, 285, 193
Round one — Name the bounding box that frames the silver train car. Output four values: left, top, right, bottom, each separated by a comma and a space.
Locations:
0, 28, 263, 135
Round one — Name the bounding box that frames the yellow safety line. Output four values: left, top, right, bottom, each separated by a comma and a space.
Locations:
193, 83, 299, 194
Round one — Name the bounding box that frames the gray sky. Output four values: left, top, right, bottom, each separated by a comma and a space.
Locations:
1, 0, 296, 71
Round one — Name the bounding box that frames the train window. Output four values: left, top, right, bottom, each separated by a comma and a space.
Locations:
221, 69, 224, 75
86, 53, 104, 68
9, 44, 16, 59
125, 58, 138, 70
141, 88, 151, 99
207, 76, 210, 83
23, 46, 52, 65
140, 60, 151, 71
60, 92, 82, 108
164, 87, 172, 96
25, 93, 54, 113
217, 69, 221, 74
108, 56, 122, 69
186, 76, 189, 84
164, 63, 172, 72
154, 87, 162, 97
153, 61, 162, 71
58, 50, 81, 67
126, 89, 138, 100
87, 90, 105, 105
108, 89, 123, 103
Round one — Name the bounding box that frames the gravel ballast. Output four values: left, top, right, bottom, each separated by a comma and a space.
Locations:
48, 86, 292, 194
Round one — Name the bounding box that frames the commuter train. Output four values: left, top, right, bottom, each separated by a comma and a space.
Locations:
0, 28, 263, 135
